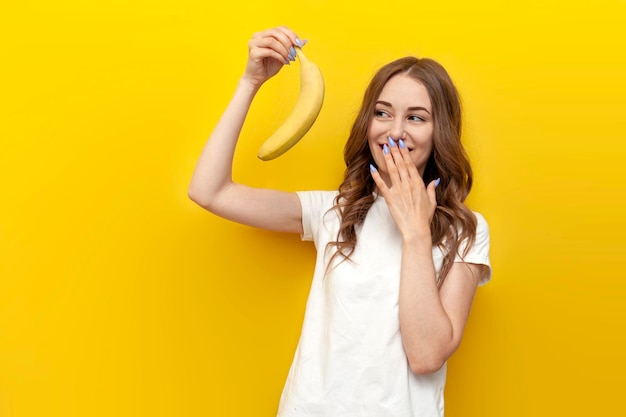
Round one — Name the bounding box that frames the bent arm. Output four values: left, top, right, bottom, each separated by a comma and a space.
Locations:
370, 134, 485, 374
188, 80, 303, 234
188, 27, 304, 234
398, 236, 484, 374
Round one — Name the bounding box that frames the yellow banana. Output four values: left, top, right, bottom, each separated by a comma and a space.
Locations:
257, 47, 325, 161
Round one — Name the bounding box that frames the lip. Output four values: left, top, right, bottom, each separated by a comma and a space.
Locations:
379, 144, 413, 152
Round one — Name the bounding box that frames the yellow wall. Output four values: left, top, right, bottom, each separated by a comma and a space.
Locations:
1, 0, 624, 415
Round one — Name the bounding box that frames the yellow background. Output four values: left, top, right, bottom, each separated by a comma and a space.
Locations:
1, 0, 625, 415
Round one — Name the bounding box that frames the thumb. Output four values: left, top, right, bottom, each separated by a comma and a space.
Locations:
426, 177, 440, 206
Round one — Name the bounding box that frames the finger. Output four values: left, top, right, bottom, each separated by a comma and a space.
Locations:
253, 27, 302, 60
252, 26, 297, 44
270, 26, 300, 60
369, 164, 390, 197
249, 36, 292, 64
382, 142, 402, 187
398, 138, 421, 181
274, 25, 305, 49
426, 177, 440, 207
388, 136, 411, 183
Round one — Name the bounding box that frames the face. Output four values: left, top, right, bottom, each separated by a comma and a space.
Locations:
367, 74, 434, 185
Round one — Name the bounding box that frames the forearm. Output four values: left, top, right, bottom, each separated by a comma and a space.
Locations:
188, 79, 259, 208
398, 234, 455, 374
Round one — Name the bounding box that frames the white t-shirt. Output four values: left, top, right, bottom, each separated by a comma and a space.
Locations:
277, 190, 492, 417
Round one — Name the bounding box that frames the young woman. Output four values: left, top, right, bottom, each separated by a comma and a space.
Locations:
188, 26, 492, 417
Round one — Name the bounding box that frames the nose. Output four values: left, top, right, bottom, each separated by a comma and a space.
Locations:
389, 119, 405, 140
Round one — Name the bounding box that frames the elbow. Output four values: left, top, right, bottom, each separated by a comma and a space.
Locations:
407, 354, 447, 375
188, 175, 233, 211
402, 327, 462, 375
187, 186, 213, 211
405, 340, 459, 375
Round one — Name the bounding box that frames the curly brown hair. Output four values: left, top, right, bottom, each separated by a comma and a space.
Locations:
327, 57, 477, 286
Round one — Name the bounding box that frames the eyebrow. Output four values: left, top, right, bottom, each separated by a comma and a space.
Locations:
376, 100, 431, 114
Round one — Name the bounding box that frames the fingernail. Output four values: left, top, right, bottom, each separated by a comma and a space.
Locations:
383, 144, 390, 154
287, 53, 295, 62
388, 136, 396, 147
435, 178, 441, 187
295, 38, 303, 47
370, 164, 377, 173
285, 59, 290, 65
290, 46, 296, 57
399, 139, 406, 149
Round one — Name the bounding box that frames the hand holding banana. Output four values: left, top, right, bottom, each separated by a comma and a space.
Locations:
250, 28, 325, 161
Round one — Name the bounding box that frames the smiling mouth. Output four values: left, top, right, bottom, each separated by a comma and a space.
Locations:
380, 144, 413, 152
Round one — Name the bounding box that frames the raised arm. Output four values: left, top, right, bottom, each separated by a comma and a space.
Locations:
188, 27, 304, 234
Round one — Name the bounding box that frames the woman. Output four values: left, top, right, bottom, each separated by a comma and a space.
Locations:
188, 26, 491, 417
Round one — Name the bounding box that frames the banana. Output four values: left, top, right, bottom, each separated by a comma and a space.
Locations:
257, 47, 325, 161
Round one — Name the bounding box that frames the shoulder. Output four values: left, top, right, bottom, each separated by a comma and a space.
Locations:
462, 210, 492, 285
471, 211, 490, 233
296, 190, 340, 242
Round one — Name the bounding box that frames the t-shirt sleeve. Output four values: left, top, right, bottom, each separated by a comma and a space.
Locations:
296, 191, 337, 243
297, 191, 315, 242
455, 211, 492, 286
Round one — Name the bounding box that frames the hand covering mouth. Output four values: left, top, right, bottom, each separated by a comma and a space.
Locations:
379, 144, 413, 152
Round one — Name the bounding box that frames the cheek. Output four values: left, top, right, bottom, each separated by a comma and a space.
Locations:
411, 134, 435, 167
416, 130, 434, 151
367, 132, 381, 155
368, 119, 387, 137
424, 138, 434, 153
368, 142, 382, 164
368, 140, 387, 169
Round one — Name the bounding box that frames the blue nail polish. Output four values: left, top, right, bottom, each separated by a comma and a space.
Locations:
295, 38, 303, 47
285, 59, 290, 65
370, 164, 377, 172
399, 139, 406, 149
435, 178, 441, 187
383, 144, 390, 154
288, 53, 295, 61
290, 46, 296, 57
388, 137, 396, 147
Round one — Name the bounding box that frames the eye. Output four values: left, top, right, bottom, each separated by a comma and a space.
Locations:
375, 109, 390, 118
408, 115, 425, 122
